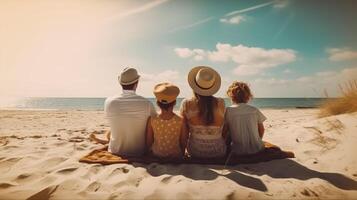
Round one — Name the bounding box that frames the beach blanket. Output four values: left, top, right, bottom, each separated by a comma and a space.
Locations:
79, 142, 294, 165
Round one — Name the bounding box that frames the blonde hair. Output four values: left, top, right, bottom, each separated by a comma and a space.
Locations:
227, 81, 253, 103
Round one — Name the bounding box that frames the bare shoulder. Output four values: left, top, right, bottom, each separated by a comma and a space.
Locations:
180, 98, 194, 110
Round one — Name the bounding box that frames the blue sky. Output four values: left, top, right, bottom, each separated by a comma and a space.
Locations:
0, 0, 356, 98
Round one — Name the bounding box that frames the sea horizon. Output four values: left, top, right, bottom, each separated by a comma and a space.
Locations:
0, 97, 334, 110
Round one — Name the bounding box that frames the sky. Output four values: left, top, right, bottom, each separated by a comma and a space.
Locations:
0, 0, 356, 98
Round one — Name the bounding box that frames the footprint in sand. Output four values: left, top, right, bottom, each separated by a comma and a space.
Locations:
109, 168, 130, 176
300, 188, 319, 197
13, 173, 37, 184
51, 134, 61, 137
69, 136, 86, 143
16, 173, 32, 180
85, 181, 101, 192
79, 143, 89, 148
56, 167, 79, 175
0, 182, 18, 189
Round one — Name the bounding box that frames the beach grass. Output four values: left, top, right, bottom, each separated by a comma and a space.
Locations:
319, 80, 357, 117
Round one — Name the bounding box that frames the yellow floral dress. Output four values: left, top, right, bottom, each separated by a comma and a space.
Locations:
151, 114, 183, 158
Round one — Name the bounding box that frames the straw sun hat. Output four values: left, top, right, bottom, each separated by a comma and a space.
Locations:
118, 67, 140, 85
188, 66, 221, 96
154, 83, 180, 104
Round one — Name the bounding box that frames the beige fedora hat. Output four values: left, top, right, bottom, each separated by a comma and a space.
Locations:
188, 66, 221, 96
118, 67, 140, 85
153, 82, 180, 104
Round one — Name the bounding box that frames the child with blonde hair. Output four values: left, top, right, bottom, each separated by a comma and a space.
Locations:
225, 81, 266, 155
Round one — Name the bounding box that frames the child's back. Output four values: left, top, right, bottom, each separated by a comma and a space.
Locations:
150, 114, 183, 158
225, 103, 266, 155
146, 82, 188, 159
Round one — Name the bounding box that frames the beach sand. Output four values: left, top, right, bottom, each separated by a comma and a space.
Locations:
0, 109, 356, 199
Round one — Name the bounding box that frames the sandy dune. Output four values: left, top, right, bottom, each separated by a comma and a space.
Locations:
0, 109, 356, 199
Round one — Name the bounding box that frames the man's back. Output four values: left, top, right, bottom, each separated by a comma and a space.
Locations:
105, 90, 156, 156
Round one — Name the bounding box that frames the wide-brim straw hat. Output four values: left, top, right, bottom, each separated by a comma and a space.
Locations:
153, 82, 180, 104
188, 66, 221, 96
118, 67, 140, 85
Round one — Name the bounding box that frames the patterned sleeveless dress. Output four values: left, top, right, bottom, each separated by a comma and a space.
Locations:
150, 114, 183, 158
180, 98, 226, 158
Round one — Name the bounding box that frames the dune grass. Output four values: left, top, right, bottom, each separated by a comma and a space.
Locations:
319, 80, 357, 117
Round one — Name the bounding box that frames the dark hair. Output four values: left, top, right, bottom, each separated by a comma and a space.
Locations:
226, 81, 253, 103
157, 100, 176, 111
121, 81, 138, 90
194, 93, 217, 125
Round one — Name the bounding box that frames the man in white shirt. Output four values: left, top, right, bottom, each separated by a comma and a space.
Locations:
104, 68, 156, 156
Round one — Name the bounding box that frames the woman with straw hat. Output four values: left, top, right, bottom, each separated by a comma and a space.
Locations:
179, 66, 227, 158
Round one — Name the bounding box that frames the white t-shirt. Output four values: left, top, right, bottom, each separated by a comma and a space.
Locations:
104, 90, 156, 156
225, 103, 267, 155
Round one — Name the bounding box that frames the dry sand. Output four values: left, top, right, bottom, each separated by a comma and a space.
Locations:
0, 109, 356, 199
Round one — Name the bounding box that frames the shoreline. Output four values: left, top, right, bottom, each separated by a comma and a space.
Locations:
0, 97, 327, 111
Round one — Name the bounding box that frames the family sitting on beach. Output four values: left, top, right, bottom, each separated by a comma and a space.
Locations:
100, 66, 268, 160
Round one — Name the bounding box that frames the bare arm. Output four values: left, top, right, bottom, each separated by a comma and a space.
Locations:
145, 117, 154, 153
258, 123, 265, 138
180, 118, 189, 155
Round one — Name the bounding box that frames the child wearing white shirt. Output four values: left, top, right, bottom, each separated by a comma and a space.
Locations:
224, 81, 267, 155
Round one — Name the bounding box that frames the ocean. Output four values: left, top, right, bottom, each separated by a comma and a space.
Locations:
0, 97, 330, 110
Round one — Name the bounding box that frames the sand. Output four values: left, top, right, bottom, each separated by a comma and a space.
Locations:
0, 109, 356, 199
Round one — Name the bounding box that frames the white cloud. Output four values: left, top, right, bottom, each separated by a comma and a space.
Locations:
174, 48, 206, 61
174, 48, 194, 58
175, 43, 297, 76
327, 48, 357, 61
141, 70, 180, 82
220, 15, 246, 25
192, 49, 206, 61
251, 67, 357, 97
